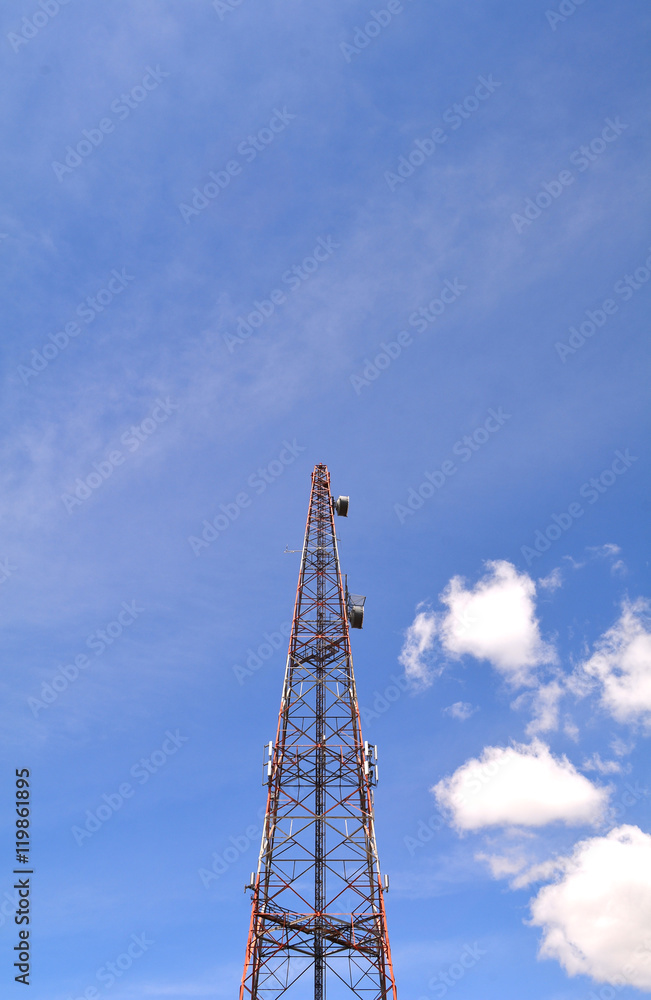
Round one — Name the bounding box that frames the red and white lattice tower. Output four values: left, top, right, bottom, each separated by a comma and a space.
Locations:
239, 463, 397, 1000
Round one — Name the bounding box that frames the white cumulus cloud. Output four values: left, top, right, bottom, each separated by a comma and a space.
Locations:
433, 740, 609, 831
530, 825, 651, 990
439, 561, 556, 685
399, 561, 556, 688
580, 599, 651, 724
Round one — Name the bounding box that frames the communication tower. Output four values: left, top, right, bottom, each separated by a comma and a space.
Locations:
239, 463, 397, 999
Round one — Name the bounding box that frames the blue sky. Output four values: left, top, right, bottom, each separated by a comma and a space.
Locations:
1, 0, 650, 997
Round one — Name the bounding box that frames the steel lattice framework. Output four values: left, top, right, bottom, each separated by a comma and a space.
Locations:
240, 464, 397, 1000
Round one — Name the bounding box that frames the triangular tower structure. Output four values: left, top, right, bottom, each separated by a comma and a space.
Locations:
240, 463, 397, 999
